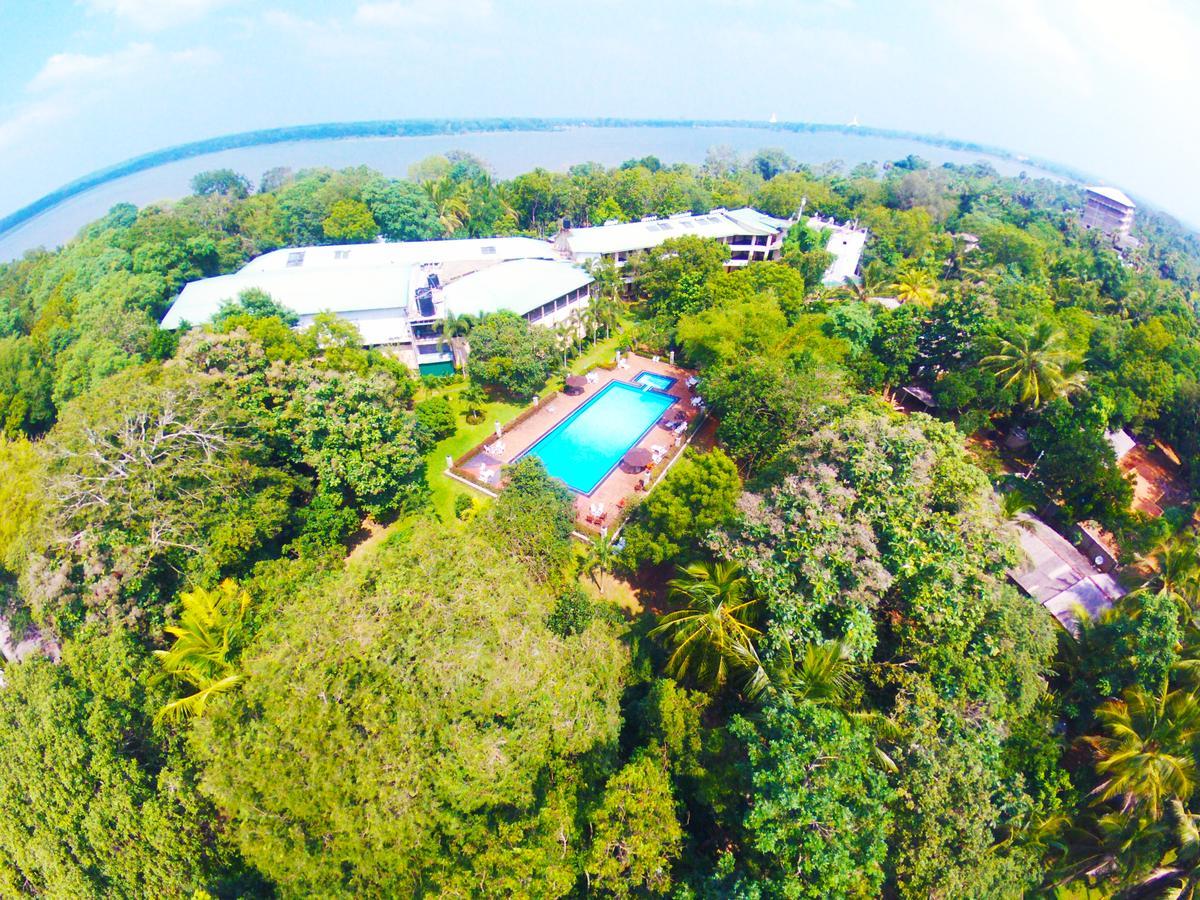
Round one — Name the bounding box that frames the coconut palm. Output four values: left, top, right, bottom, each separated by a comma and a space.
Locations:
649, 561, 760, 690
981, 321, 1085, 408
891, 267, 939, 307
1085, 685, 1200, 820
1115, 799, 1200, 899
1148, 532, 1200, 607
425, 177, 471, 235
743, 639, 854, 704
838, 260, 891, 303
743, 639, 902, 772
999, 488, 1039, 531
1052, 809, 1166, 889
153, 579, 249, 724
584, 531, 616, 597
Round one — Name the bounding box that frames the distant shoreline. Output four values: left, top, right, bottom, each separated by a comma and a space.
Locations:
0, 117, 1093, 240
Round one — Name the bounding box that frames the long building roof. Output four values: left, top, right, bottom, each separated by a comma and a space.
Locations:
559, 207, 791, 256
440, 258, 592, 318
239, 236, 555, 274
160, 237, 588, 330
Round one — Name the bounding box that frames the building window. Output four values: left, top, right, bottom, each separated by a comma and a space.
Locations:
286, 251, 305, 267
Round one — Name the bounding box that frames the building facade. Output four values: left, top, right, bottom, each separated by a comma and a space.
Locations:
553, 207, 793, 270
1081, 186, 1136, 240
160, 237, 593, 374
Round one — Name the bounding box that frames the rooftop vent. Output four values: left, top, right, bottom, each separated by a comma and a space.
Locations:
286, 251, 305, 267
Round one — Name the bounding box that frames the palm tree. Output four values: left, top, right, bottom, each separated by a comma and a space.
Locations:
1085, 684, 1200, 820
999, 488, 1039, 532
891, 267, 939, 307
153, 580, 249, 724
425, 177, 471, 235
743, 639, 854, 704
981, 321, 1085, 409
838, 260, 891, 303
584, 531, 616, 597
1116, 799, 1200, 899
649, 561, 760, 690
1148, 532, 1200, 607
743, 639, 902, 773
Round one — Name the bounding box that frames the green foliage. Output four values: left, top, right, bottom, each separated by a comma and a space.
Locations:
725, 701, 892, 898
321, 198, 380, 243
467, 310, 557, 398
192, 529, 627, 897
212, 287, 298, 327
361, 177, 441, 241
484, 456, 576, 583
634, 235, 730, 320
622, 449, 741, 567
586, 752, 683, 896
153, 580, 250, 724
0, 629, 254, 897
190, 169, 251, 199
413, 395, 458, 449
547, 585, 595, 637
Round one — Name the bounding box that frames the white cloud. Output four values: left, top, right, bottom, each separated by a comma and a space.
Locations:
353, 0, 494, 28
1, 42, 220, 153
81, 0, 236, 30
29, 43, 158, 92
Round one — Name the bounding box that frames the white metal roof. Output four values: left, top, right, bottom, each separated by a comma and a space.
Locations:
440, 258, 593, 318
560, 207, 788, 257
1086, 186, 1136, 209
160, 264, 416, 328
809, 216, 868, 285
240, 236, 555, 274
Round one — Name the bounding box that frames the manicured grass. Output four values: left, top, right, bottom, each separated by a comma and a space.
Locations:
417, 379, 525, 523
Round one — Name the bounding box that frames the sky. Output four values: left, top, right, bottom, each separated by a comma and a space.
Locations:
0, 0, 1198, 225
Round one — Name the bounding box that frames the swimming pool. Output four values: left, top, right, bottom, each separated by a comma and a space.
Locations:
633, 371, 677, 391
524, 381, 675, 493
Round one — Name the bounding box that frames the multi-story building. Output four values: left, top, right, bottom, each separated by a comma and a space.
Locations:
807, 215, 868, 285
553, 207, 793, 270
160, 237, 593, 374
1081, 186, 1136, 240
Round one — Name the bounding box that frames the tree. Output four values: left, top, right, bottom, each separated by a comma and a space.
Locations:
891, 266, 939, 307
1086, 685, 1200, 820
466, 311, 557, 398
723, 702, 892, 897
321, 198, 380, 243
586, 753, 683, 896
153, 580, 249, 725
633, 235, 729, 320
0, 630, 255, 896
192, 529, 628, 897
212, 287, 298, 327
983, 321, 1085, 409
621, 449, 742, 567
361, 178, 441, 241
484, 456, 576, 584
413, 395, 457, 449
649, 561, 760, 690
190, 168, 251, 199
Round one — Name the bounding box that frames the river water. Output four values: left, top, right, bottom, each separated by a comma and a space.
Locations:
0, 125, 1065, 262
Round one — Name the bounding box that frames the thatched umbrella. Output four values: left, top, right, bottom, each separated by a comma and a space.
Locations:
564, 374, 587, 393
623, 447, 652, 471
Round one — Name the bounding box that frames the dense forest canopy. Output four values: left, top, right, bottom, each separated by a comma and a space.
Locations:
1, 146, 1200, 897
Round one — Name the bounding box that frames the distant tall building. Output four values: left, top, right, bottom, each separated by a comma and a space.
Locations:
1081, 186, 1136, 241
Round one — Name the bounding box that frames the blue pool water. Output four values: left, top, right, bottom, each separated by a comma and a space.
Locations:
633, 371, 677, 391
525, 381, 676, 493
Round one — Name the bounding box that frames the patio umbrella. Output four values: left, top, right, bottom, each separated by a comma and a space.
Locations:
623, 447, 652, 470
564, 374, 587, 390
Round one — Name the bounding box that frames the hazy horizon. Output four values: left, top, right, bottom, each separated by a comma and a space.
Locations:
1, 1, 1197, 227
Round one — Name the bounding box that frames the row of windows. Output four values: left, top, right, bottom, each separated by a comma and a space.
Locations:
525, 286, 589, 323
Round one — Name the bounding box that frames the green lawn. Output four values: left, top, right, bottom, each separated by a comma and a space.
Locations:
417, 379, 525, 523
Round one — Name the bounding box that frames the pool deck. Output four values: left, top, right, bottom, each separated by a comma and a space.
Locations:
457, 354, 702, 533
